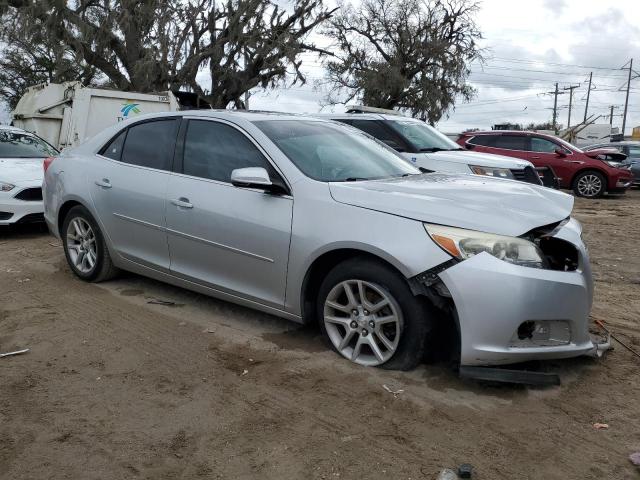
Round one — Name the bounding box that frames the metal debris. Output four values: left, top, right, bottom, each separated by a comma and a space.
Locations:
147, 299, 176, 306
382, 384, 404, 397
593, 423, 609, 430
0, 348, 30, 358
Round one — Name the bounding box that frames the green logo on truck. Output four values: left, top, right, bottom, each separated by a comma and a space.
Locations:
120, 101, 141, 117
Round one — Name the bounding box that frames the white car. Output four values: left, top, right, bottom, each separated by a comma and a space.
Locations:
323, 108, 546, 185
0, 125, 58, 225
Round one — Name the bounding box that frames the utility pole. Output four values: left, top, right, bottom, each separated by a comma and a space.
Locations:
550, 83, 559, 133
583, 72, 592, 123
622, 58, 633, 137
610, 105, 615, 126
563, 84, 580, 128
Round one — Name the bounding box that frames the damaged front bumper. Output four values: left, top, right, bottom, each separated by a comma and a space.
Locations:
434, 218, 601, 366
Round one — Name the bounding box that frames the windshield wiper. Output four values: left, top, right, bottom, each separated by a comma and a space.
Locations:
343, 177, 369, 182
419, 147, 462, 152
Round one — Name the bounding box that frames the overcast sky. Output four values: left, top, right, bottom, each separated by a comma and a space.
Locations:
249, 0, 640, 135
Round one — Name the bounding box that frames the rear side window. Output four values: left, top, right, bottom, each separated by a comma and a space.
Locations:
120, 119, 178, 170
101, 130, 126, 160
468, 135, 496, 147
182, 120, 273, 183
628, 146, 640, 158
493, 135, 527, 151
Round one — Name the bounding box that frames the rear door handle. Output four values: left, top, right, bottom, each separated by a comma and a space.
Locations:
95, 179, 112, 188
171, 197, 193, 209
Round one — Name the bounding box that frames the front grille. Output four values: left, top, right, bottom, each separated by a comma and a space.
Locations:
14, 187, 43, 201
0, 211, 14, 220
511, 166, 543, 185
16, 213, 45, 224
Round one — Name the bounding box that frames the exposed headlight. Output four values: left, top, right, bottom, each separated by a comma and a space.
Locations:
425, 223, 547, 269
0, 181, 15, 192
468, 165, 514, 179
603, 160, 623, 168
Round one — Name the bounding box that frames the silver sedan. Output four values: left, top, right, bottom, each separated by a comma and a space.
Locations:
43, 111, 598, 370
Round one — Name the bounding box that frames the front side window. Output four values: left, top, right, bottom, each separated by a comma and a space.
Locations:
255, 120, 418, 182
493, 135, 527, 151
183, 120, 273, 183
347, 120, 406, 151
120, 119, 178, 170
0, 130, 58, 158
531, 137, 559, 153
387, 120, 461, 152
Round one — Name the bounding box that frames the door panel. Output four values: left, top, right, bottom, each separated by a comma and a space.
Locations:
529, 137, 574, 187
90, 162, 171, 269
166, 176, 293, 308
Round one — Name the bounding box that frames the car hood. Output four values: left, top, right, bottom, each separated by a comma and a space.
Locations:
584, 149, 627, 161
0, 158, 44, 182
329, 173, 573, 237
425, 150, 533, 169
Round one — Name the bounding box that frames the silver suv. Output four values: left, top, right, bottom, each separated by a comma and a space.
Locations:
44, 111, 599, 370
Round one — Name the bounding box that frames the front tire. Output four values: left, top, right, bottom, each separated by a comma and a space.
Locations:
573, 170, 606, 198
317, 257, 431, 371
62, 205, 118, 282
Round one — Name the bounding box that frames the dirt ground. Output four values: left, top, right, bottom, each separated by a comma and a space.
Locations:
1, 190, 639, 480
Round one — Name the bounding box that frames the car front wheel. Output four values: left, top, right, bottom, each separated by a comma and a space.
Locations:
62, 205, 118, 282
317, 258, 431, 370
573, 170, 606, 198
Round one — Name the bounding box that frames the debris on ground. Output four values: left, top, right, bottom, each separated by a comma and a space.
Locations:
0, 348, 30, 358
436, 469, 457, 480
382, 384, 404, 397
147, 299, 176, 306
241, 369, 249, 376
48, 242, 61, 247
595, 319, 640, 360
17, 278, 30, 283
457, 463, 473, 478
593, 423, 609, 430
629, 452, 640, 466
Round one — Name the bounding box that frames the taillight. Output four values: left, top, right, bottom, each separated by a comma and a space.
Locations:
43, 156, 55, 173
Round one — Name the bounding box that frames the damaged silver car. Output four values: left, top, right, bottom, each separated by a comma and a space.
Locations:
43, 111, 601, 370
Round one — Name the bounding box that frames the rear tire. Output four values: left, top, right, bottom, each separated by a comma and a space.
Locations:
62, 205, 118, 282
573, 170, 606, 198
317, 257, 431, 371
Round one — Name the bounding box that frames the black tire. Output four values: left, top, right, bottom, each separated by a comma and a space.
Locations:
317, 257, 431, 371
572, 170, 606, 198
62, 205, 118, 282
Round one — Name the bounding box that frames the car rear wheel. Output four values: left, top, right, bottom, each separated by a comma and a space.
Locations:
573, 171, 605, 198
62, 205, 118, 282
317, 258, 431, 370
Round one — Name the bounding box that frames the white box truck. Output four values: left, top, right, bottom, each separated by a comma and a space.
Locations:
12, 82, 180, 150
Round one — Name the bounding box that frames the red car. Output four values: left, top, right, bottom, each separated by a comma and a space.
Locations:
456, 131, 634, 197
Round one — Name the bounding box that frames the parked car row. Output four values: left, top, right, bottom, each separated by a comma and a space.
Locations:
36, 110, 606, 372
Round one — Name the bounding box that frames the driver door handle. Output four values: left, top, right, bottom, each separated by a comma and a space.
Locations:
171, 197, 193, 209
95, 178, 112, 188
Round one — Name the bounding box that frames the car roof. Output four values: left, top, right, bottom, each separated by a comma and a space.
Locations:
0, 125, 31, 134
118, 109, 331, 124
315, 112, 421, 122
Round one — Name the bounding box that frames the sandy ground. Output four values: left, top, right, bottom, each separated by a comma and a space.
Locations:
1, 190, 639, 480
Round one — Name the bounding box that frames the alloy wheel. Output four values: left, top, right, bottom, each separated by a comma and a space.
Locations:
66, 217, 98, 274
323, 279, 403, 367
577, 174, 603, 197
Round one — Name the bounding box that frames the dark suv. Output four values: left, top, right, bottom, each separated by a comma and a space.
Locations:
457, 131, 634, 197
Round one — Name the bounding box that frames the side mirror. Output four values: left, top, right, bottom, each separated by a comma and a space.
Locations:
555, 148, 567, 157
231, 167, 273, 189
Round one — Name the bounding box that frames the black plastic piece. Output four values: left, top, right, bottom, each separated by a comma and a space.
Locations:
459, 366, 561, 386
458, 463, 474, 478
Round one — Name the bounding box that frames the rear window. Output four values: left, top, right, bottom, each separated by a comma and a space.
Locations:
493, 135, 527, 151
0, 130, 58, 158
120, 119, 178, 170
467, 135, 496, 147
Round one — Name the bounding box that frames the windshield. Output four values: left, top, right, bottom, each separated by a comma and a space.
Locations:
255, 120, 419, 182
0, 130, 58, 158
387, 120, 462, 152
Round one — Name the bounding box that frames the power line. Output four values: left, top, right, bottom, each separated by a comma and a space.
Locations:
484, 56, 626, 72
